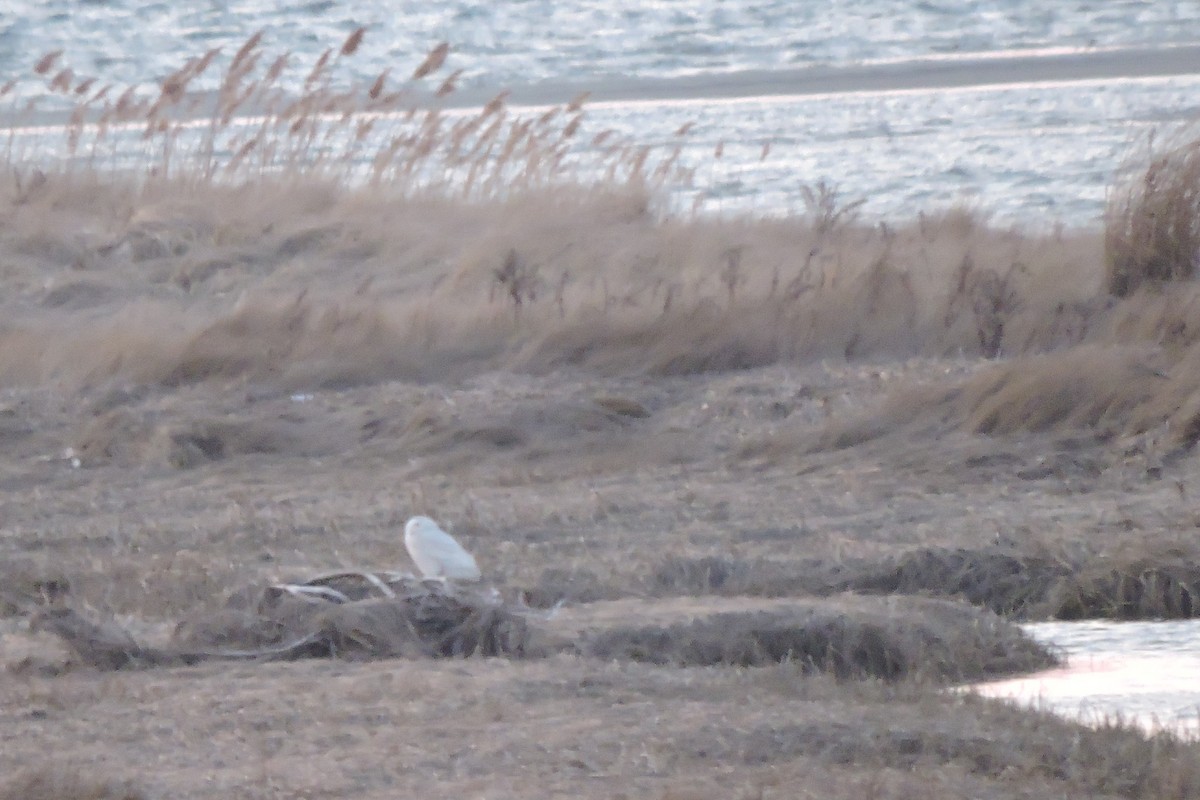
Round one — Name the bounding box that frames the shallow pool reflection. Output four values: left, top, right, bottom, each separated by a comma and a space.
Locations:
970, 620, 1200, 738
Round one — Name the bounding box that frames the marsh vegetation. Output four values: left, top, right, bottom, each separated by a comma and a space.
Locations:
2, 31, 1200, 799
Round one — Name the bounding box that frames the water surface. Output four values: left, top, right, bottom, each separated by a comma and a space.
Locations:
973, 620, 1200, 738
1, 3, 1198, 225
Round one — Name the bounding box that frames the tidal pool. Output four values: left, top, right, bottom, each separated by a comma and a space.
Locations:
970, 620, 1200, 738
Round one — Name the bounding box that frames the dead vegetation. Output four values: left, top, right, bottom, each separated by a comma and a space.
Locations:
833, 546, 1072, 618
1105, 124, 1200, 297
0, 180, 1105, 394
19, 571, 1055, 684
0, 36, 1121, 398
24, 573, 531, 671
634, 542, 1200, 623
780, 332, 1200, 478
577, 595, 1054, 681
3, 31, 1200, 800
7, 32, 691, 199
833, 541, 1200, 622
0, 35, 1195, 412
805, 344, 1165, 453
1049, 540, 1200, 620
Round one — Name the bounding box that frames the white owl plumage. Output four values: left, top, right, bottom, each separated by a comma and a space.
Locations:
403, 516, 482, 581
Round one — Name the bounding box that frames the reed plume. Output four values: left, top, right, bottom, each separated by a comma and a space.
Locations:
413, 42, 450, 80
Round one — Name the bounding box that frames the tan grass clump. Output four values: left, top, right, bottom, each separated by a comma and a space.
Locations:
799, 327, 1200, 470
1105, 124, 1200, 296
955, 344, 1167, 436
809, 344, 1167, 452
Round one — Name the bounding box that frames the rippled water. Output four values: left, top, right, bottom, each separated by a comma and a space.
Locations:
1, 2, 1198, 225
3, 1, 1197, 90
584, 74, 1200, 223
973, 621, 1200, 738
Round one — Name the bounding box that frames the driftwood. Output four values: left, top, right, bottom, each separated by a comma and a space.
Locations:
29, 607, 324, 669
24, 570, 1054, 682
30, 572, 531, 671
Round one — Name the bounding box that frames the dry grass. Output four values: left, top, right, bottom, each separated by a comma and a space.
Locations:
1105, 124, 1200, 297
3, 353, 1200, 797
0, 175, 1105, 395
834, 545, 1074, 618
21, 571, 1055, 682
4, 32, 1200, 800
0, 32, 1126, 401
0, 34, 1196, 409
774, 330, 1200, 490
578, 595, 1054, 681
1048, 538, 1200, 620
22, 572, 533, 671
809, 344, 1166, 451
6, 33, 689, 200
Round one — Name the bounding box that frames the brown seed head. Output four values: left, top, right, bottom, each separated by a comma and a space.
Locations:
195, 47, 223, 76
306, 48, 333, 87
482, 90, 510, 118
33, 50, 63, 75
562, 113, 583, 139
50, 68, 74, 93
232, 30, 265, 71
265, 54, 289, 84
436, 68, 463, 97
341, 27, 367, 57
368, 69, 389, 100
160, 74, 186, 104
413, 42, 450, 80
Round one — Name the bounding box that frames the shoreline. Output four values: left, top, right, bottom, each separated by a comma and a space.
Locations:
4, 43, 1199, 125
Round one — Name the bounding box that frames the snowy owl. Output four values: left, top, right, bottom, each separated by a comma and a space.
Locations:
404, 516, 482, 581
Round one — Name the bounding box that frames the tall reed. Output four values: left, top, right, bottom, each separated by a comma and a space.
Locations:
7, 31, 696, 202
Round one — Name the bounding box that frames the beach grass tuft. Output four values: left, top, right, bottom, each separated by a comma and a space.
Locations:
1105, 124, 1200, 297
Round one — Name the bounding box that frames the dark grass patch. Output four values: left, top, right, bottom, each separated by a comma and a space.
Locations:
0, 767, 146, 800
1047, 540, 1200, 620
828, 541, 1200, 621
580, 596, 1054, 681
835, 545, 1075, 618
646, 541, 1200, 622
198, 572, 534, 659
0, 559, 72, 618
644, 548, 1067, 618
